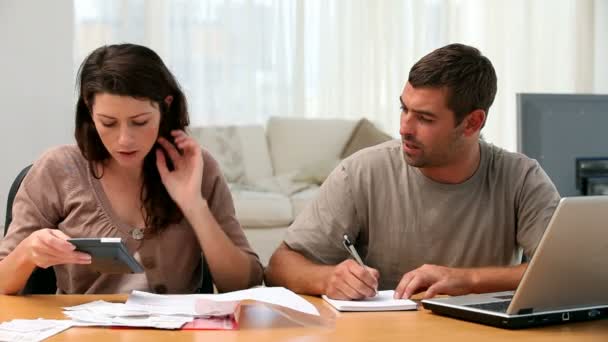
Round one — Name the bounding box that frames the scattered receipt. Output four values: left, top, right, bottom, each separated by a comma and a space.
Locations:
0, 319, 73, 342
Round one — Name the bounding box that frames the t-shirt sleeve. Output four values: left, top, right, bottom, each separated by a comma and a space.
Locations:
200, 149, 263, 285
0, 150, 67, 261
283, 162, 359, 265
516, 161, 561, 259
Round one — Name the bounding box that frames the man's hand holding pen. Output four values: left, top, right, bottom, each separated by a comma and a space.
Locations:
323, 235, 380, 300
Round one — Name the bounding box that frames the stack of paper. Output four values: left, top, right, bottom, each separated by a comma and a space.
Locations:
62, 301, 194, 329
0, 287, 322, 340
322, 290, 418, 312
0, 319, 74, 342
61, 287, 319, 330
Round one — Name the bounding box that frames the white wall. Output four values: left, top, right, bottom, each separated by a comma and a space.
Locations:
595, 0, 608, 93
0, 0, 74, 232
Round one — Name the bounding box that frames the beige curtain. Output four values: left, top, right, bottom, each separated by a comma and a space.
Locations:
74, 0, 606, 151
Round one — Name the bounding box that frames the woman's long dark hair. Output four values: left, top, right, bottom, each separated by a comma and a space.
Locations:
75, 43, 189, 232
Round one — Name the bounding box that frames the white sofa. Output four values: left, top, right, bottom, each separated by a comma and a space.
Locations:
190, 116, 391, 265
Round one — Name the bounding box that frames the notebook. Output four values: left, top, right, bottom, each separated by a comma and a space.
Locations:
322, 290, 417, 312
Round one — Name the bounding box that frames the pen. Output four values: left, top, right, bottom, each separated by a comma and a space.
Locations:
342, 234, 378, 294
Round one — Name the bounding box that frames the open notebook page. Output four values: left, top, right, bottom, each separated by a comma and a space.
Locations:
322, 290, 418, 312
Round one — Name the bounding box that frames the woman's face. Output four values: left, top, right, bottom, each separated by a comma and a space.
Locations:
91, 93, 161, 170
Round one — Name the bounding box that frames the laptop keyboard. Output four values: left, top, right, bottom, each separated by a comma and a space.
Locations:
466, 300, 511, 313
493, 295, 514, 300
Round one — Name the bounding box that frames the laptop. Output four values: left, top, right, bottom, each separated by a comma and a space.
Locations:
421, 196, 608, 329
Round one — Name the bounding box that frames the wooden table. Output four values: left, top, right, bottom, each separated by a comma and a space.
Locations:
1, 294, 607, 341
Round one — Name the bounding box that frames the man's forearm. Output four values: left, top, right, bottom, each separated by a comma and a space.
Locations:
265, 243, 334, 295
469, 263, 528, 293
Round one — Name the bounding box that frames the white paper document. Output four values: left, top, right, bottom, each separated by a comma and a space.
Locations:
0, 319, 73, 342
60, 286, 318, 330
0, 287, 321, 339
62, 300, 192, 330
322, 290, 418, 312
126, 286, 319, 316
205, 287, 320, 316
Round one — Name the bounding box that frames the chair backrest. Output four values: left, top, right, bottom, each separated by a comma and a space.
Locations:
4, 165, 57, 294
4, 165, 214, 294
4, 165, 32, 232
199, 258, 214, 293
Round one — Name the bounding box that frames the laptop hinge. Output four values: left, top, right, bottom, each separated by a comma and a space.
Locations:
517, 308, 534, 315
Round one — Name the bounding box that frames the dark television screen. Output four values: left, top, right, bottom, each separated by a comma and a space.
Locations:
517, 94, 608, 196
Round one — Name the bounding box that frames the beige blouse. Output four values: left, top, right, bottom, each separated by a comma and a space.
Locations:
0, 145, 263, 294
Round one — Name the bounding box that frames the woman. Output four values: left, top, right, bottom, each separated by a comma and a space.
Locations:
0, 44, 263, 294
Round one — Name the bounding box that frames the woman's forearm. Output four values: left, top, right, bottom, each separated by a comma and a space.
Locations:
0, 241, 37, 295
182, 198, 263, 292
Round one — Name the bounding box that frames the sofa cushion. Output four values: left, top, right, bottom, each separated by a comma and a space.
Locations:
244, 173, 313, 196
292, 159, 340, 185
190, 125, 274, 184
340, 118, 393, 158
290, 185, 320, 217
229, 187, 293, 227
242, 226, 288, 266
266, 117, 358, 175
189, 126, 244, 182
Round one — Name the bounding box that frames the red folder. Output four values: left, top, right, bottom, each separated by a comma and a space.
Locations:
181, 303, 242, 330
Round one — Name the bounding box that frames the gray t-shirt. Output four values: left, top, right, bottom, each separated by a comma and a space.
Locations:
284, 139, 560, 290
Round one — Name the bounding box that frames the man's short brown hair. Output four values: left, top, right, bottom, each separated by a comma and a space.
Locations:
408, 43, 497, 127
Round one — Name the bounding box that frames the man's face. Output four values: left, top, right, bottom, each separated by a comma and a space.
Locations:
399, 82, 466, 168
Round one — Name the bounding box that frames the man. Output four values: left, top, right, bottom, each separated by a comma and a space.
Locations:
265, 43, 560, 300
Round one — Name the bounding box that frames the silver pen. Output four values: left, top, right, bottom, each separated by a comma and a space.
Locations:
342, 234, 378, 294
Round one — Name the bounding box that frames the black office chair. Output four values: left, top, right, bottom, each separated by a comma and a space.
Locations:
198, 258, 214, 294
4, 165, 57, 294
4, 165, 214, 294
4, 165, 33, 230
